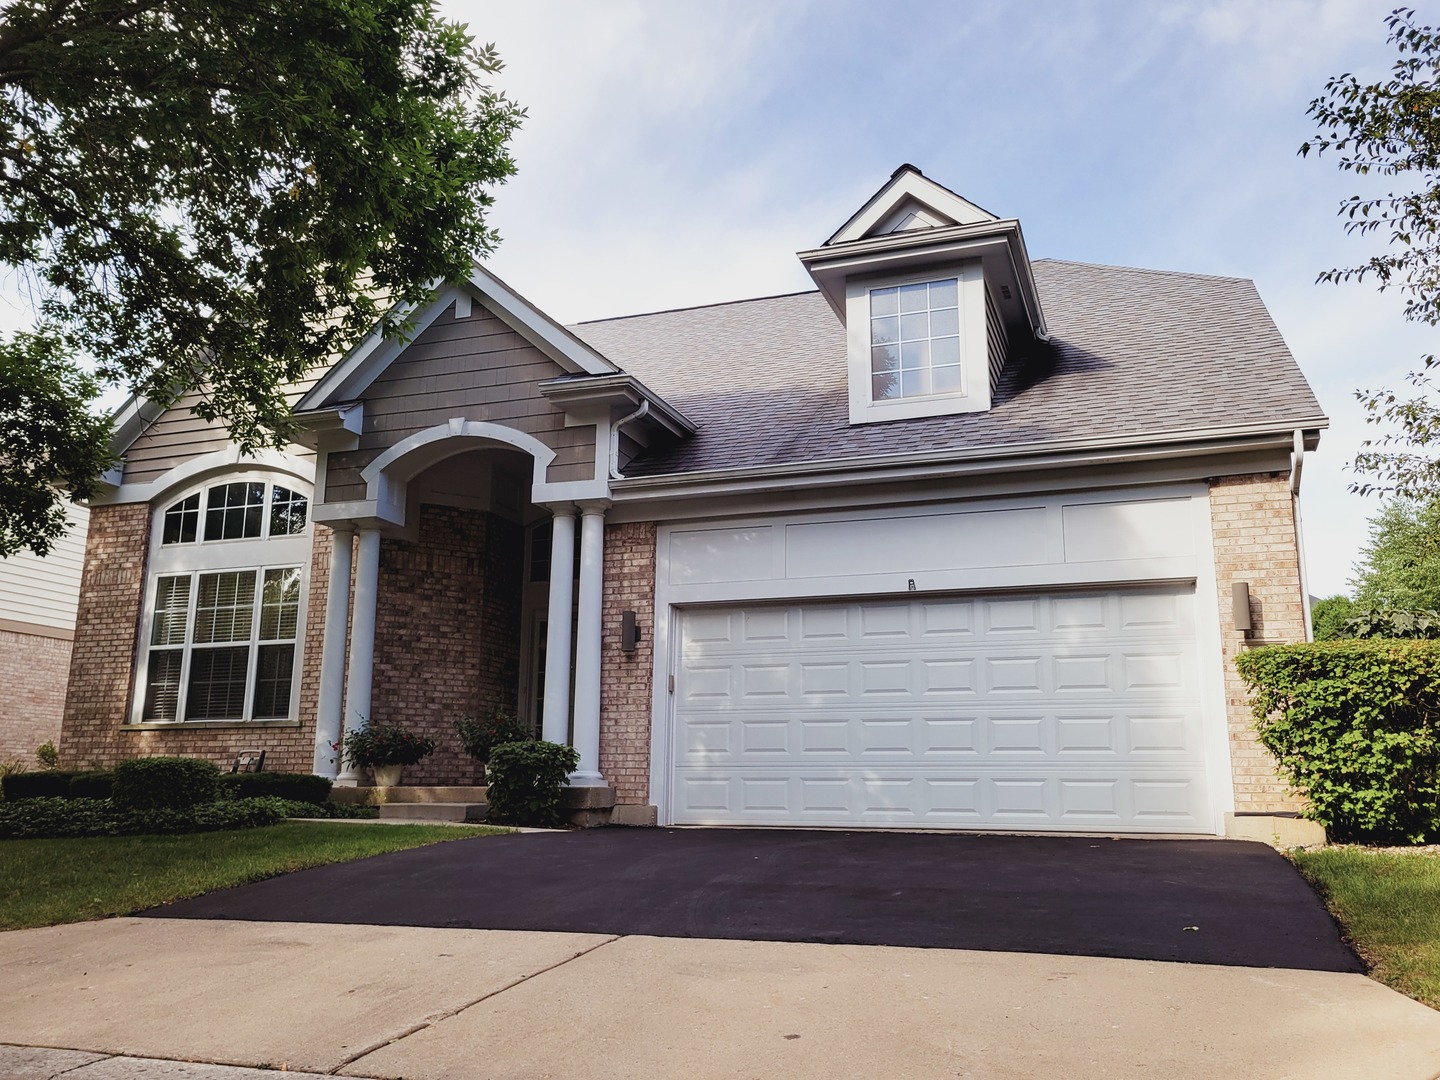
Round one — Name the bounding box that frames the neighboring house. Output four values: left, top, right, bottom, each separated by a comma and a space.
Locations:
1, 503, 89, 763
59, 166, 1326, 835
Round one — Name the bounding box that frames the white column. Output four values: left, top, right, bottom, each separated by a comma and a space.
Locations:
570, 503, 607, 785
311, 525, 354, 778
336, 526, 382, 785
541, 508, 576, 746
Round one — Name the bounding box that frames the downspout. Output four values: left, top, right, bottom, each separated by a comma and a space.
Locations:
609, 400, 650, 480
1290, 429, 1314, 641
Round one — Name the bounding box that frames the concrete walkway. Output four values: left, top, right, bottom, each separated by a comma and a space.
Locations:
3, 917, 1439, 1079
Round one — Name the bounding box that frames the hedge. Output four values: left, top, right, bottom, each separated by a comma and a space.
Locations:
1235, 640, 1440, 843
111, 757, 220, 811
485, 740, 579, 827
2, 770, 114, 801
0, 796, 286, 839
217, 771, 332, 805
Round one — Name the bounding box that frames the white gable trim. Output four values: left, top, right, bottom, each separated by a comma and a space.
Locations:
360, 418, 559, 525
92, 447, 315, 506
297, 266, 618, 414
826, 167, 998, 246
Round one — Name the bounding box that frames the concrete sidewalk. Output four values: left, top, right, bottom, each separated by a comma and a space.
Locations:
3, 917, 1439, 1079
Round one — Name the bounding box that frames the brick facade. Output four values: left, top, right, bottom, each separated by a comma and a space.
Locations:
370, 504, 523, 785
0, 628, 72, 764
1208, 472, 1308, 814
599, 521, 658, 806
60, 503, 319, 773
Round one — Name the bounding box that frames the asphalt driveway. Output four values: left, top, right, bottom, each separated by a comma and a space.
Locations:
145, 827, 1360, 972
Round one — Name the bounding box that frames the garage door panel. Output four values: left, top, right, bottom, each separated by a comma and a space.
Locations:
671, 767, 1211, 829
675, 709, 1208, 767
671, 586, 1213, 833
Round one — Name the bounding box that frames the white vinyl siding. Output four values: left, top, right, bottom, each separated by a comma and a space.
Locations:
0, 503, 89, 633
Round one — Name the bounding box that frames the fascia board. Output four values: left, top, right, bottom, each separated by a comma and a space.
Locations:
824, 169, 999, 246
293, 294, 429, 411
803, 222, 1047, 338
107, 392, 167, 458
289, 401, 364, 449
469, 266, 617, 377
538, 373, 696, 436
612, 419, 1329, 503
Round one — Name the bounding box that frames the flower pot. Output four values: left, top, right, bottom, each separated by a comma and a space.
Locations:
371, 764, 403, 788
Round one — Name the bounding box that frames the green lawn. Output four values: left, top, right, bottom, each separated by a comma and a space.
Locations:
0, 821, 507, 930
1292, 847, 1440, 1010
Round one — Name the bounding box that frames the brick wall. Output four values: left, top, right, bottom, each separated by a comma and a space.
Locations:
1209, 473, 1308, 813
370, 504, 523, 785
599, 521, 657, 805
0, 628, 72, 764
59, 502, 317, 772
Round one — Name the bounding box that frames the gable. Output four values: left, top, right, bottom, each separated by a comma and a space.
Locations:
320, 300, 599, 505
826, 165, 999, 246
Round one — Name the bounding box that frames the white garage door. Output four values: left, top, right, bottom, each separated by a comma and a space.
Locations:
670, 586, 1214, 833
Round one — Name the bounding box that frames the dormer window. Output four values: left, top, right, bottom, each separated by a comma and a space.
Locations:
799, 165, 1049, 427
844, 262, 987, 424
870, 278, 961, 401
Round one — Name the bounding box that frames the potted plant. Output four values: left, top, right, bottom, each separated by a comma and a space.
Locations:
342, 724, 436, 787
455, 708, 531, 781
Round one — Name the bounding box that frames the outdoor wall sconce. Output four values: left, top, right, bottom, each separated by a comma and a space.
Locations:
1232, 582, 1253, 635
621, 610, 643, 653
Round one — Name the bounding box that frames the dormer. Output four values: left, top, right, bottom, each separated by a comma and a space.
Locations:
798, 165, 1047, 425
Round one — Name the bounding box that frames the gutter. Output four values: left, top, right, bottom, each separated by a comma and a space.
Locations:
610, 400, 650, 480
611, 418, 1329, 501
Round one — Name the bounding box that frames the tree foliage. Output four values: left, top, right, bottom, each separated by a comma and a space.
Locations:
1351, 496, 1440, 609
1302, 7, 1440, 496
0, 0, 523, 555
0, 330, 114, 556
1311, 594, 1357, 640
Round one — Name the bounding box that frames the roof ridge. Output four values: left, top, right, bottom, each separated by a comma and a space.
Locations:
570, 288, 821, 327
1032, 257, 1251, 285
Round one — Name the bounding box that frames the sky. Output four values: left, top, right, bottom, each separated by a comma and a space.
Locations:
0, 0, 1420, 596
442, 0, 1431, 598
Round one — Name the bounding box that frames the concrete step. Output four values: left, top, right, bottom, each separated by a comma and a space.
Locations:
378, 802, 488, 823
379, 785, 488, 804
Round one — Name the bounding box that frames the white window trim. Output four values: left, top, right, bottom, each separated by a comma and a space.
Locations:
129, 471, 313, 727
845, 260, 989, 425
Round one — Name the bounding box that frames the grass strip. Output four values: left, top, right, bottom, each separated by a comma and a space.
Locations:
1292, 847, 1440, 1010
0, 821, 507, 930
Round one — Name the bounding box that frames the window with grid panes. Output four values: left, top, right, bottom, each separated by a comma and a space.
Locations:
868, 278, 960, 400
140, 475, 310, 723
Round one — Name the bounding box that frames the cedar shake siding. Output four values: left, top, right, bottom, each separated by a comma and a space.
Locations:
600, 521, 658, 806
1209, 472, 1308, 814
323, 304, 597, 504
369, 504, 524, 786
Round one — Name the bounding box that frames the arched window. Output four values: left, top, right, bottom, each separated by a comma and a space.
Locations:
134, 474, 312, 725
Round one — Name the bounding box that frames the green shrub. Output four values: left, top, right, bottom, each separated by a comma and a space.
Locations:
455, 709, 530, 765
68, 771, 114, 799
218, 771, 332, 805
3, 770, 115, 800
484, 740, 579, 827
265, 797, 379, 819
35, 740, 59, 769
0, 796, 286, 839
342, 724, 436, 768
1235, 640, 1440, 843
111, 757, 221, 811
1345, 608, 1440, 640
2, 769, 71, 800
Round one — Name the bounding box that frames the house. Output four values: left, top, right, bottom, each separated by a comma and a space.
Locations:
57, 165, 1326, 835
1, 504, 88, 764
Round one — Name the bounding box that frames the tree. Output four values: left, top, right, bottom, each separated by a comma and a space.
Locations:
0, 0, 523, 556
1350, 496, 1440, 610
1302, 6, 1440, 497
1310, 594, 1356, 640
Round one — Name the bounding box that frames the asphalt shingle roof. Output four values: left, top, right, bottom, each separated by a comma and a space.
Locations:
568, 259, 1325, 478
